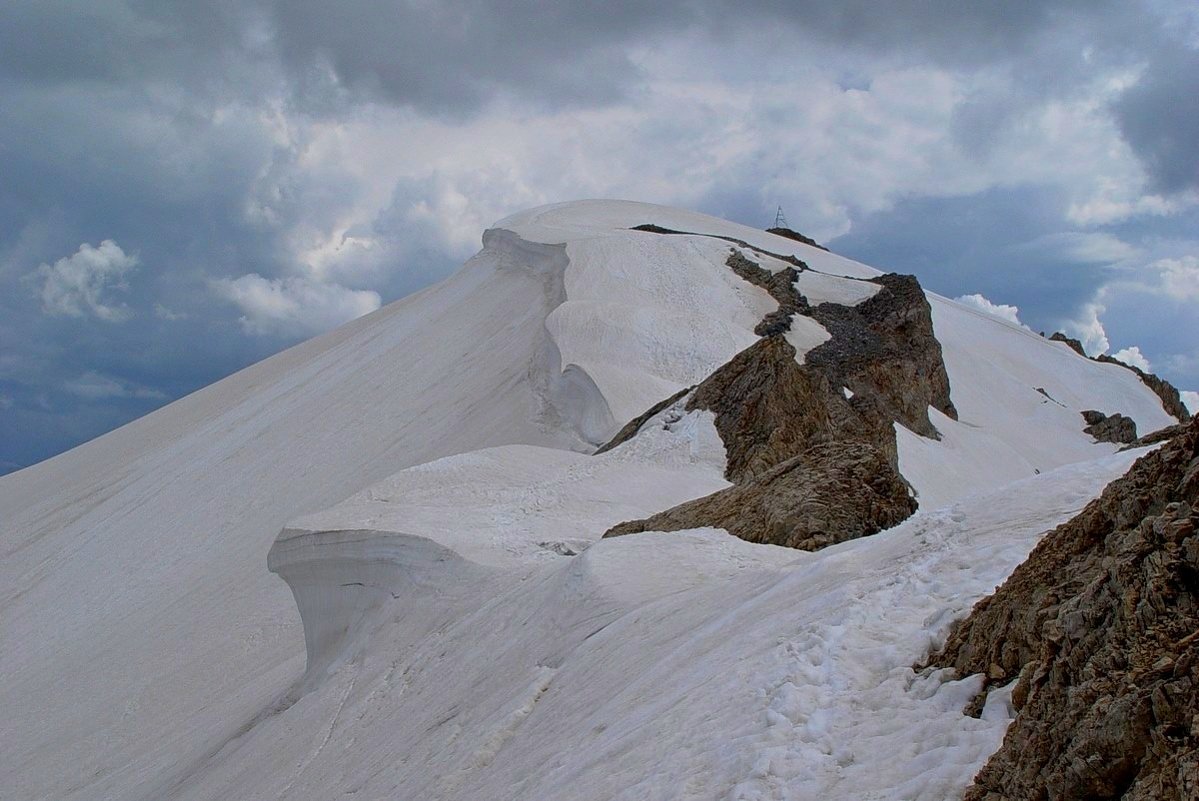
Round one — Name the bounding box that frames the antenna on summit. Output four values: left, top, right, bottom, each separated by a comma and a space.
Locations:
773, 206, 789, 229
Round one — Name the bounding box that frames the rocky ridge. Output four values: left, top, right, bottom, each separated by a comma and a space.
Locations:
604, 239, 953, 550
931, 417, 1199, 800
1050, 332, 1191, 424
765, 225, 830, 251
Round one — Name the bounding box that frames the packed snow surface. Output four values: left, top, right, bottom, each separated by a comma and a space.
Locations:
0, 199, 1181, 800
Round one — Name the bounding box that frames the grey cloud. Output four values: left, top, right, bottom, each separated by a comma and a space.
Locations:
0, 1, 269, 93
1015, 232, 1140, 265
829, 186, 1104, 324
265, 0, 1142, 113
0, 0, 1148, 117
1113, 42, 1199, 194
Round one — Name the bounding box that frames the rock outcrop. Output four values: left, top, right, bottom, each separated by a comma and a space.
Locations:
765, 226, 829, 251
1083, 409, 1139, 444
931, 418, 1199, 800
724, 250, 805, 337
1049, 331, 1087, 357
604, 246, 954, 551
805, 272, 956, 438
594, 386, 693, 455
604, 440, 915, 549
684, 335, 895, 482
1124, 424, 1190, 451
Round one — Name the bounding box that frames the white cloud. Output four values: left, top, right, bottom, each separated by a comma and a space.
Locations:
32, 240, 139, 321
1063, 301, 1110, 356
1182, 390, 1199, 415
211, 274, 381, 337
1110, 345, 1151, 372
1151, 256, 1199, 301
954, 293, 1027, 327
64, 371, 166, 400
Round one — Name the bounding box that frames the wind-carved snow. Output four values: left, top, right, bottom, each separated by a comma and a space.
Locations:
171, 451, 1144, 801
270, 407, 730, 687
0, 198, 1186, 801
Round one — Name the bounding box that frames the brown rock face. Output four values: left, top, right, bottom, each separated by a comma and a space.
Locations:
765, 226, 829, 251
1094, 354, 1193, 424
685, 335, 894, 483
805, 273, 957, 438
603, 335, 915, 549
1050, 331, 1088, 357
604, 440, 915, 550
601, 237, 954, 553
724, 250, 806, 337
1082, 409, 1139, 444
931, 418, 1199, 800
1124, 424, 1190, 450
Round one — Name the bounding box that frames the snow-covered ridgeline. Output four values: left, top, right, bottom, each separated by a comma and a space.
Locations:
0, 199, 1184, 801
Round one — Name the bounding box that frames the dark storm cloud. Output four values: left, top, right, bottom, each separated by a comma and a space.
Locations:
0, 1, 267, 92
1113, 42, 1199, 195
0, 0, 1140, 115
259, 0, 1139, 113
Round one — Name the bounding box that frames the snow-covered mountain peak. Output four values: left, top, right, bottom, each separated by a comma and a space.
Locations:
1, 199, 1188, 801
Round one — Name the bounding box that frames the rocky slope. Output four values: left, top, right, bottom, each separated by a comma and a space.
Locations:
932, 417, 1199, 800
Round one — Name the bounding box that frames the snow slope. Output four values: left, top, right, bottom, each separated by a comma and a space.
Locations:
161, 452, 1148, 801
0, 199, 1181, 801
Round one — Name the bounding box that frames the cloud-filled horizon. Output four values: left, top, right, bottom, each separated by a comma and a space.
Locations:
1, 0, 1197, 474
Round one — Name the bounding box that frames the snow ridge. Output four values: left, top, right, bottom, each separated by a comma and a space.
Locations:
0, 199, 1184, 801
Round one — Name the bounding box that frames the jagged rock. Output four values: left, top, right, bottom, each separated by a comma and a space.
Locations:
1050, 331, 1088, 356
603, 336, 909, 549
594, 386, 693, 454
723, 250, 807, 337
1050, 331, 1190, 424
686, 335, 893, 482
765, 226, 829, 251
604, 440, 915, 549
1082, 410, 1139, 444
930, 418, 1199, 801
1124, 424, 1190, 451
805, 273, 957, 438
600, 247, 957, 552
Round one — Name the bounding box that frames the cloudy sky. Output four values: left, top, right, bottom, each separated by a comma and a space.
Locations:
2, 0, 1197, 474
